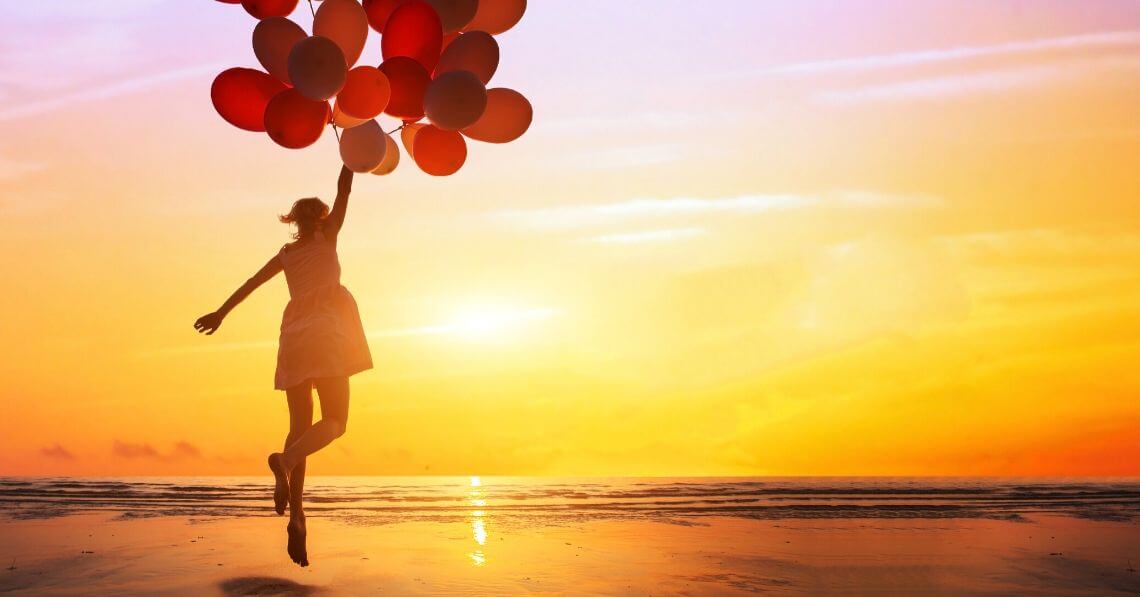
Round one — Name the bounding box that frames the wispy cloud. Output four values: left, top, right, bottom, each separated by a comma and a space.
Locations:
816, 57, 1140, 105
551, 144, 686, 170
492, 191, 941, 229
0, 63, 223, 122
759, 30, 1140, 77
40, 444, 76, 460
0, 157, 46, 181
112, 440, 201, 460
584, 227, 707, 245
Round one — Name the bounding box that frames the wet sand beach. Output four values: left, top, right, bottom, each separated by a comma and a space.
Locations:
2, 477, 1138, 594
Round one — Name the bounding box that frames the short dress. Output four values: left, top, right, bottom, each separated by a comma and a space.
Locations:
274, 230, 373, 390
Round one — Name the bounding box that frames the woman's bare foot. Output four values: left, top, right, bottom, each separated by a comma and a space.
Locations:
267, 453, 290, 515
287, 513, 309, 567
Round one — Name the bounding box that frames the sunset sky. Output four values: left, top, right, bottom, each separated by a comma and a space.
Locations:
2, 1, 1139, 476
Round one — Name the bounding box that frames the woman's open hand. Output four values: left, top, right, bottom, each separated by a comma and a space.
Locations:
194, 311, 224, 335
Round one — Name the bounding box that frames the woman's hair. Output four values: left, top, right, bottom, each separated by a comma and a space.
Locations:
279, 197, 329, 240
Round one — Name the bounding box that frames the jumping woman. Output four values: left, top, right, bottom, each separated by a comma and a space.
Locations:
194, 165, 372, 567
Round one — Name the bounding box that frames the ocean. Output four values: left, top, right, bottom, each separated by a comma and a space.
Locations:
3, 476, 1138, 524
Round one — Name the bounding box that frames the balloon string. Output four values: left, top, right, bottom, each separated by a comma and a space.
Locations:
308, 0, 396, 148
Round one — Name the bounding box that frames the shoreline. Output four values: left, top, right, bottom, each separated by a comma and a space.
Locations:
3, 511, 1138, 594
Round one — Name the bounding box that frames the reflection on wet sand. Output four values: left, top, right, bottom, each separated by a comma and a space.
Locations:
469, 476, 487, 567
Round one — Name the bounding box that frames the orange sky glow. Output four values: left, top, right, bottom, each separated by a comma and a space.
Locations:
2, 1, 1139, 476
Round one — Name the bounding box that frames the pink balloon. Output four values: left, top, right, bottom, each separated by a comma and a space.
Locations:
340, 119, 389, 172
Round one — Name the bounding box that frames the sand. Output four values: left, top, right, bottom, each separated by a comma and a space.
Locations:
1, 511, 1138, 595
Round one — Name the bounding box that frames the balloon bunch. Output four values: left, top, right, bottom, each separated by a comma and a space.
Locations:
211, 0, 532, 176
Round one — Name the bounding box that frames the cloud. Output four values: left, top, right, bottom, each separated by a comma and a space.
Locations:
584, 227, 707, 245
814, 59, 1140, 105
113, 440, 202, 460
0, 157, 46, 181
0, 63, 223, 122
757, 30, 1140, 77
492, 191, 941, 229
551, 143, 686, 170
40, 444, 76, 460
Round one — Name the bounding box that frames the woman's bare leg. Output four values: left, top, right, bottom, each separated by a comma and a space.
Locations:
283, 385, 313, 567
269, 384, 312, 516
284, 386, 314, 513
279, 376, 349, 469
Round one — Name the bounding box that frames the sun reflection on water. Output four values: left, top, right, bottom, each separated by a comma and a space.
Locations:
468, 476, 488, 567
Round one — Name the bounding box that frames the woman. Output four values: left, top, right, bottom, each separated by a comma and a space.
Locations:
194, 165, 372, 567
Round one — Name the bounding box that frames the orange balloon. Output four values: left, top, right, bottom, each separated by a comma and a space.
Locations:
332, 100, 368, 128
435, 31, 498, 84
211, 67, 287, 132
371, 134, 401, 175
340, 119, 388, 172
338, 66, 391, 119
425, 0, 477, 33
252, 17, 306, 85
378, 57, 430, 120
242, 0, 298, 19
314, 0, 369, 67
424, 70, 486, 130
463, 0, 525, 35
412, 125, 466, 176
462, 87, 531, 143
264, 89, 331, 148
401, 122, 425, 157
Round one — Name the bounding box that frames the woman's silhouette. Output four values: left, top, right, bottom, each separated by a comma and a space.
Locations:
194, 165, 372, 567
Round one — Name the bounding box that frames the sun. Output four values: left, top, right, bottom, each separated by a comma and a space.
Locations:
443, 305, 560, 342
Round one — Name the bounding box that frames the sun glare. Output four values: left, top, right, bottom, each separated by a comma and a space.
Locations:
445, 306, 560, 341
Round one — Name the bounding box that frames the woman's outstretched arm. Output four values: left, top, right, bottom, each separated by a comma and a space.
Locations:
324, 165, 354, 238
194, 255, 283, 335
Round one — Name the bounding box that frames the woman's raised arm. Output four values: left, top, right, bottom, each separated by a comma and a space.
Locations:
325, 165, 354, 238
194, 254, 283, 335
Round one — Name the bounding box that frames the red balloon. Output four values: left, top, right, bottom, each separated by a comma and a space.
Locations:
412, 125, 466, 176
338, 66, 392, 119
241, 0, 298, 19
382, 0, 443, 73
288, 36, 348, 101
435, 31, 499, 84
211, 68, 287, 132
462, 87, 531, 143
264, 89, 331, 149
362, 0, 406, 32
426, 0, 478, 33
378, 57, 430, 120
463, 0, 526, 35
424, 70, 486, 130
